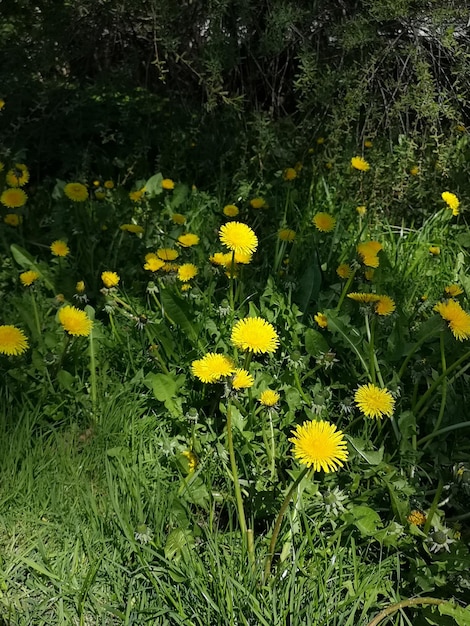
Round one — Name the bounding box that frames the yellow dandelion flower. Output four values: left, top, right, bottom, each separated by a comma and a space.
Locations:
181, 283, 191, 292
442, 191, 459, 216
313, 212, 336, 233
223, 204, 239, 217
357, 241, 382, 268
356, 205, 367, 216
347, 292, 380, 303
157, 248, 179, 261
317, 137, 325, 144
250, 197, 267, 209
407, 510, 426, 526
429, 246, 440, 256
278, 228, 296, 242
283, 167, 297, 181
178, 263, 198, 282
129, 188, 145, 202
172, 213, 186, 224
289, 420, 349, 472
364, 269, 375, 281
58, 305, 93, 337
178, 233, 199, 247
182, 450, 198, 473
161, 262, 179, 273
233, 250, 252, 264
120, 224, 144, 234
456, 124, 466, 132
0, 325, 29, 356
232, 368, 254, 390
144, 257, 165, 272
351, 156, 370, 172
210, 252, 228, 266
231, 317, 279, 354
0, 99, 4, 110
375, 295, 396, 316
354, 383, 395, 419
76, 281, 85, 293
101, 271, 120, 288
145, 252, 158, 261
191, 352, 235, 383
259, 389, 280, 406
104, 180, 114, 189
50, 240, 70, 257
219, 222, 258, 256
445, 284, 463, 297
409, 166, 419, 176
161, 178, 175, 190
20, 270, 39, 287
336, 263, 352, 279
4, 213, 22, 226
6, 163, 29, 187
434, 299, 470, 341
314, 312, 328, 328
64, 182, 88, 202
364, 140, 373, 148
93, 180, 101, 187
1, 188, 27, 208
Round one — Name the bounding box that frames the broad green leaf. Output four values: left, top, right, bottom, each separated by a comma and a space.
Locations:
438, 603, 470, 626
294, 251, 322, 316
304, 328, 329, 357
164, 528, 194, 563
143, 173, 164, 197
145, 372, 184, 417
159, 288, 201, 348
57, 369, 75, 390
10, 244, 55, 291
170, 183, 189, 208
347, 437, 384, 465
348, 505, 382, 536
325, 309, 369, 376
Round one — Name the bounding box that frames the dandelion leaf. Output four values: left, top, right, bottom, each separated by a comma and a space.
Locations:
304, 328, 329, 357
159, 288, 200, 346
294, 251, 322, 316
438, 603, 470, 626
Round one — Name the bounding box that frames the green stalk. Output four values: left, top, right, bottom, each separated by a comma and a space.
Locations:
422, 332, 447, 450
336, 268, 357, 312
89, 327, 97, 416
366, 597, 447, 626
293, 369, 311, 405
365, 314, 376, 384
397, 325, 442, 381
417, 421, 470, 446
229, 250, 236, 313
263, 466, 309, 581
30, 290, 42, 345
423, 478, 444, 535
225, 400, 249, 550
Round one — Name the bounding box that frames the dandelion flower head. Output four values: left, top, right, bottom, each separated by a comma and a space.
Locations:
144, 257, 165, 272
283, 167, 297, 181
314, 312, 328, 328
129, 188, 145, 202
259, 389, 280, 406
354, 383, 395, 419
50, 240, 70, 257
64, 182, 88, 202
120, 224, 144, 234
1, 188, 27, 208
278, 228, 296, 242
429, 246, 440, 256
4, 214, 22, 226
289, 420, 349, 472
250, 197, 266, 209
157, 248, 179, 261
336, 263, 352, 279
313, 212, 336, 233
172, 213, 186, 225
223, 204, 239, 217
161, 178, 175, 190
20, 270, 39, 287
351, 156, 370, 172
356, 205, 367, 216
6, 163, 29, 187
0, 325, 29, 355
375, 295, 396, 316
442, 191, 459, 216
101, 271, 120, 288
219, 222, 258, 256
434, 299, 470, 341
191, 352, 235, 383
58, 305, 93, 337
178, 263, 198, 282
232, 368, 255, 390
357, 241, 382, 267
444, 284, 463, 297
178, 233, 199, 247
231, 316, 279, 354
348, 292, 380, 303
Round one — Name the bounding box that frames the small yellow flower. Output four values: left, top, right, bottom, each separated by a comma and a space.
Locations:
336, 263, 352, 279
58, 305, 93, 337
434, 299, 470, 341
347, 292, 380, 303
316, 137, 325, 144
0, 99, 5, 110
6, 163, 29, 187
232, 368, 254, 390
50, 240, 70, 257
20, 270, 39, 287
120, 224, 144, 234
250, 197, 267, 209
456, 124, 466, 132
364, 269, 375, 281
157, 248, 179, 261
64, 182, 88, 202
441, 191, 459, 216
1, 188, 28, 208
289, 420, 349, 472
182, 450, 198, 473
93, 180, 101, 187
4, 213, 22, 226
429, 246, 440, 256
231, 317, 279, 354
178, 263, 198, 282
375, 295, 396, 316
104, 180, 114, 189
407, 510, 426, 526
172, 213, 186, 224
161, 178, 175, 190
351, 156, 370, 172
259, 389, 280, 407
219, 222, 258, 256
101, 271, 120, 288
278, 228, 296, 242
357, 241, 382, 268
144, 257, 165, 272
223, 204, 239, 217
314, 312, 328, 328
76, 281, 85, 293
313, 212, 336, 233
191, 352, 235, 383
409, 166, 419, 176
283, 167, 297, 181
129, 188, 146, 202
0, 325, 29, 356
364, 140, 373, 148
356, 205, 367, 216
181, 283, 191, 292
178, 233, 199, 247
445, 284, 464, 297
354, 384, 395, 419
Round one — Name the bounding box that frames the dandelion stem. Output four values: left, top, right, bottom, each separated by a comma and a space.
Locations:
30, 290, 42, 344
417, 421, 470, 446
89, 326, 98, 415
366, 597, 447, 626
336, 268, 357, 312
423, 478, 444, 535
293, 369, 310, 405
422, 332, 447, 450
263, 466, 310, 581
397, 325, 441, 381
